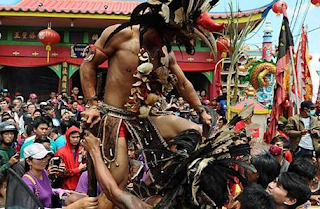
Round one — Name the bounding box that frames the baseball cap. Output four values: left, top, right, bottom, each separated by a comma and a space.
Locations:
301, 101, 317, 109
24, 143, 53, 159
2, 89, 8, 93
29, 93, 37, 99
77, 95, 84, 100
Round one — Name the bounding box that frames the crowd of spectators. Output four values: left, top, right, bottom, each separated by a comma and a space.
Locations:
0, 86, 319, 209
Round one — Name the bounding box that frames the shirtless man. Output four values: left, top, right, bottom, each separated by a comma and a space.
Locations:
79, 0, 225, 208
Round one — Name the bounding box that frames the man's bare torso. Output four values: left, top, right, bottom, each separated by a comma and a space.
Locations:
97, 25, 171, 109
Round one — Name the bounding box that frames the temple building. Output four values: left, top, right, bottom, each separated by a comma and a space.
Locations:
0, 0, 276, 100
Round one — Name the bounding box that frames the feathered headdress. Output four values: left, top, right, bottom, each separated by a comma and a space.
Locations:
152, 104, 257, 208
104, 0, 224, 55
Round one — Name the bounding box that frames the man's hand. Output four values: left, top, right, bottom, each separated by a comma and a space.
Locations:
78, 162, 87, 172
8, 153, 19, 165
300, 129, 308, 135
71, 196, 99, 209
81, 130, 101, 154
200, 111, 212, 127
81, 107, 101, 128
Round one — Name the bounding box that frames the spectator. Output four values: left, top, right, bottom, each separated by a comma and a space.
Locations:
200, 89, 207, 101
22, 143, 95, 209
44, 105, 60, 128
71, 87, 80, 101
0, 173, 6, 207
266, 172, 311, 209
61, 109, 72, 121
1, 89, 10, 102
233, 131, 251, 146
235, 110, 259, 139
211, 98, 219, 111
28, 93, 39, 107
0, 122, 19, 173
247, 153, 281, 189
19, 103, 36, 134
55, 119, 79, 150
46, 91, 57, 104
215, 117, 227, 131
55, 126, 86, 190
33, 109, 42, 118
70, 101, 81, 121
76, 96, 85, 112
176, 97, 185, 111
20, 116, 57, 159
188, 109, 201, 124
0, 98, 19, 124
49, 128, 59, 141
284, 101, 320, 159
22, 143, 55, 208
227, 183, 276, 209
217, 87, 227, 116
270, 136, 290, 173
12, 98, 23, 118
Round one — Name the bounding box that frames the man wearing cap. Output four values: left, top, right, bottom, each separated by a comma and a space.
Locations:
76, 96, 85, 112
0, 122, 19, 173
284, 101, 320, 159
1, 88, 11, 103
28, 93, 39, 108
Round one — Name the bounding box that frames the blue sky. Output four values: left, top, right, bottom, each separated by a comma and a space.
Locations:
215, 0, 320, 97
2, 0, 320, 95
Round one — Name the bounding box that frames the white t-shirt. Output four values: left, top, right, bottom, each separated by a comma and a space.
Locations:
298, 117, 314, 150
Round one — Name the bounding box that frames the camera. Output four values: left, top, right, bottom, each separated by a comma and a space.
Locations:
51, 157, 61, 166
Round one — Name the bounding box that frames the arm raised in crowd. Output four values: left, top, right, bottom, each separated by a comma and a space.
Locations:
82, 131, 152, 209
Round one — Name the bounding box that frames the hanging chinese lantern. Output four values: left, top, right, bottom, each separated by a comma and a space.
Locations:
311, 0, 320, 6
272, 1, 288, 15
38, 25, 60, 63
216, 37, 231, 53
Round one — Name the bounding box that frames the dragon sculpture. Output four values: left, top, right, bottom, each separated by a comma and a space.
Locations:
245, 59, 276, 106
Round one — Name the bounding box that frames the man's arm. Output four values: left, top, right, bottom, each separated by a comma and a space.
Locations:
169, 52, 211, 126
284, 117, 303, 137
80, 25, 120, 106
82, 131, 152, 209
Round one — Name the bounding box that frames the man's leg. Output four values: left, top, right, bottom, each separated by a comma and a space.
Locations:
109, 136, 129, 189
151, 115, 201, 139
98, 121, 130, 209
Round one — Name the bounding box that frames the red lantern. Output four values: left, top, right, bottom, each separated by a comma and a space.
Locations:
216, 37, 231, 53
272, 1, 288, 15
309, 55, 313, 60
318, 57, 320, 62
311, 0, 320, 6
38, 28, 60, 62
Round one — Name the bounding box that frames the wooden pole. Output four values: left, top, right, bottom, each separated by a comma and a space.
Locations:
290, 47, 300, 114
85, 125, 99, 197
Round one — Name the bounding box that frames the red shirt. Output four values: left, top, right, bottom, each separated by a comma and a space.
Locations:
235, 120, 260, 138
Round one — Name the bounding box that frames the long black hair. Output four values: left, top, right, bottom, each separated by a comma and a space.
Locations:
251, 153, 280, 188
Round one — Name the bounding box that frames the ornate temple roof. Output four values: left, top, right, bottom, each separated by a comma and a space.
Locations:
0, 0, 278, 22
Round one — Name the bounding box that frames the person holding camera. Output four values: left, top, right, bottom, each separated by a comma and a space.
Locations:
0, 122, 19, 173
55, 126, 86, 190
284, 101, 320, 159
22, 143, 98, 209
